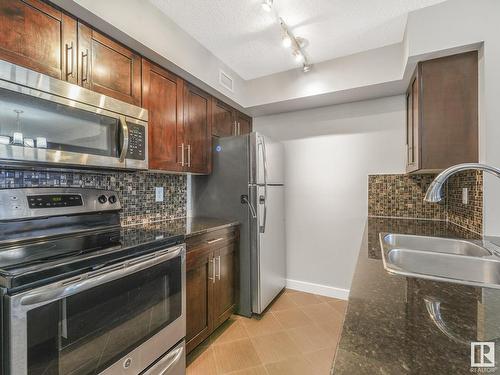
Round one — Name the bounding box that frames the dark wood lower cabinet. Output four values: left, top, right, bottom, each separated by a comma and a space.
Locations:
213, 243, 238, 328
186, 226, 239, 353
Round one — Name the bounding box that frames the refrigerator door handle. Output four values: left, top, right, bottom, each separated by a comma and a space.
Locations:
259, 137, 268, 233
241, 195, 257, 218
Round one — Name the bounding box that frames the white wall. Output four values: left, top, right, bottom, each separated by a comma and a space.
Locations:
254, 96, 406, 294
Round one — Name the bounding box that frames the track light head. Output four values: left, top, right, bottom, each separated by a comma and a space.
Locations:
293, 50, 305, 63
261, 0, 273, 12
282, 33, 292, 48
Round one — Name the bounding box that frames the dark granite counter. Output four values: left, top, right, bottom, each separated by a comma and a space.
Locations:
332, 217, 500, 374
121, 216, 239, 245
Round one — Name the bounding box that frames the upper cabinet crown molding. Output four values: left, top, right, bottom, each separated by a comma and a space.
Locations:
406, 51, 478, 174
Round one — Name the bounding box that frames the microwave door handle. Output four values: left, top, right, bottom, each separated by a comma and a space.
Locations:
119, 115, 129, 163
20, 246, 183, 306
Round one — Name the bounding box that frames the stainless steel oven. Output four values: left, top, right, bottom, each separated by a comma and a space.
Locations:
0, 60, 148, 170
5, 244, 186, 375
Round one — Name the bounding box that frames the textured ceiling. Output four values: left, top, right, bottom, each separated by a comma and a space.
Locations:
149, 0, 447, 80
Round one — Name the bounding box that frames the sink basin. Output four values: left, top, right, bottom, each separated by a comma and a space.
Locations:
380, 233, 500, 289
383, 233, 491, 257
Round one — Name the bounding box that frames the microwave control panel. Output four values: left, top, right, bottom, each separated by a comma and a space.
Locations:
127, 123, 146, 161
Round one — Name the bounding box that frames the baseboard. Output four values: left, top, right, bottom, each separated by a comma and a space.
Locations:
286, 279, 350, 300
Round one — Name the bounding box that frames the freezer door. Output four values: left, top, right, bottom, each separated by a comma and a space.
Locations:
250, 133, 285, 185
252, 184, 286, 314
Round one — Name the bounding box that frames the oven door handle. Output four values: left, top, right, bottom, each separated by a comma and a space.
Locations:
143, 345, 184, 375
119, 115, 129, 163
20, 246, 183, 306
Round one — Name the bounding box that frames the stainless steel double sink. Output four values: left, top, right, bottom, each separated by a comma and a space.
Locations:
380, 234, 500, 289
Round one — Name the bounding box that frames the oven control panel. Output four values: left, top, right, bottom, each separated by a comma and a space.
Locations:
0, 188, 121, 221
28, 194, 83, 209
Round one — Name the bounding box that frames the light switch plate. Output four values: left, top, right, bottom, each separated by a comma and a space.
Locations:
155, 187, 164, 202
462, 187, 468, 205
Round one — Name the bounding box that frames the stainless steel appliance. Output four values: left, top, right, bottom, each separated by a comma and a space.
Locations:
0, 188, 185, 375
0, 60, 148, 170
193, 132, 286, 315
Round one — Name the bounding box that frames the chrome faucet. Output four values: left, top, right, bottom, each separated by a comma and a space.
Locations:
424, 163, 500, 203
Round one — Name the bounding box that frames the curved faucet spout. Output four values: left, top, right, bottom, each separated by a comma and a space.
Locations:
424, 163, 500, 203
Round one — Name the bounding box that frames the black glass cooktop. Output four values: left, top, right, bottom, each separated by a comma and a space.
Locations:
0, 225, 184, 292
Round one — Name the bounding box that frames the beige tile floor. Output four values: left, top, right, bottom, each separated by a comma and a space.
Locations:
187, 289, 347, 375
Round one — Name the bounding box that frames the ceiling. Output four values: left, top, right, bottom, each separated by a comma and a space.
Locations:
149, 0, 447, 80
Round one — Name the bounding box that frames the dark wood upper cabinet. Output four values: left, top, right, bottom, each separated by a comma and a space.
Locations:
406, 51, 478, 173
0, 0, 77, 84
0, 1, 252, 175
212, 99, 236, 137
236, 111, 252, 135
212, 99, 253, 138
77, 23, 142, 106
142, 59, 184, 172
183, 83, 212, 174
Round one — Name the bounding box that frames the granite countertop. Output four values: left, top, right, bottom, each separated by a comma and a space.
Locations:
332, 217, 500, 374
121, 216, 239, 246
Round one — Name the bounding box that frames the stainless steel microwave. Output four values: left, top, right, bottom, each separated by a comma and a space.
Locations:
0, 60, 148, 170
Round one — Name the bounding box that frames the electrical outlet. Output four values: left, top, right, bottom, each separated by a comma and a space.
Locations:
462, 187, 468, 205
155, 187, 164, 202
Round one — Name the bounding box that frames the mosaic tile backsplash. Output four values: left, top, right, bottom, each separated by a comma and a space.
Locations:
0, 169, 187, 225
368, 171, 483, 234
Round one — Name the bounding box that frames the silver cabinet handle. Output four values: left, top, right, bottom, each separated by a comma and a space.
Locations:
186, 144, 191, 167
178, 143, 185, 166
217, 255, 221, 280
142, 345, 184, 375
119, 116, 129, 163
207, 237, 224, 244
208, 258, 216, 283
65, 42, 74, 78
234, 121, 237, 136
20, 246, 184, 306
81, 49, 89, 82
238, 122, 241, 135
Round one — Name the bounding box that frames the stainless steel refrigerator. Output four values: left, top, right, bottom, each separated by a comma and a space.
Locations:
192, 132, 286, 316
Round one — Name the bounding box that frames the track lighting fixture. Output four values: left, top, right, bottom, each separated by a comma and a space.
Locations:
261, 0, 273, 12
263, 8, 311, 73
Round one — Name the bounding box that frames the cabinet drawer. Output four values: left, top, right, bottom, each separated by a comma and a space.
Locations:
186, 227, 238, 252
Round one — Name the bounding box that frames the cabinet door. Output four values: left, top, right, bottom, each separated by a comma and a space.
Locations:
236, 112, 252, 135
0, 0, 77, 83
213, 240, 238, 328
406, 73, 419, 173
142, 59, 184, 172
212, 99, 236, 137
186, 248, 214, 353
78, 23, 141, 106
183, 84, 212, 174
